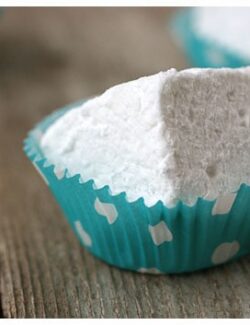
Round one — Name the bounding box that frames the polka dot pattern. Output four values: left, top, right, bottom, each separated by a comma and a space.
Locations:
74, 220, 92, 247
212, 193, 237, 215
94, 197, 118, 224
137, 268, 162, 274
148, 221, 173, 246
212, 241, 240, 264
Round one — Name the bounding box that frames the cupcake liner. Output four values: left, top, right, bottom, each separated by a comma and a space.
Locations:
23, 100, 250, 274
170, 9, 250, 68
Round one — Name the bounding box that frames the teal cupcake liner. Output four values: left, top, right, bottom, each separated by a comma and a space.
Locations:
24, 100, 250, 274
171, 9, 250, 68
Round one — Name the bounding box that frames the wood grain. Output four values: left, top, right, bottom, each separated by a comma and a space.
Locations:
1, 7, 250, 318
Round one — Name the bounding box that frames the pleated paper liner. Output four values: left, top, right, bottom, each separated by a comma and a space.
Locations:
170, 9, 250, 68
23, 100, 250, 274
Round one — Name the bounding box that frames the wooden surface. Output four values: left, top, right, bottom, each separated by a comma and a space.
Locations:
1, 8, 250, 318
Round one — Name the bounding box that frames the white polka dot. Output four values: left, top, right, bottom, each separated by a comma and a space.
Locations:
33, 162, 49, 185
138, 268, 162, 274
74, 220, 92, 247
148, 221, 173, 246
94, 198, 118, 224
212, 241, 240, 264
212, 193, 237, 215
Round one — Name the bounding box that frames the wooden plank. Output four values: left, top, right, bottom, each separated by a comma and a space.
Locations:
1, 7, 250, 318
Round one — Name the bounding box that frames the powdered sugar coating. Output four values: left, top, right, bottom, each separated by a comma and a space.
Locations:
41, 67, 250, 207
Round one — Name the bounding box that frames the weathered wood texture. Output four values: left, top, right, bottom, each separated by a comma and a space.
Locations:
1, 7, 250, 318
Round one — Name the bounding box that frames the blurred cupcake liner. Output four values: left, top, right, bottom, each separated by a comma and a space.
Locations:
23, 100, 250, 274
170, 9, 250, 68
